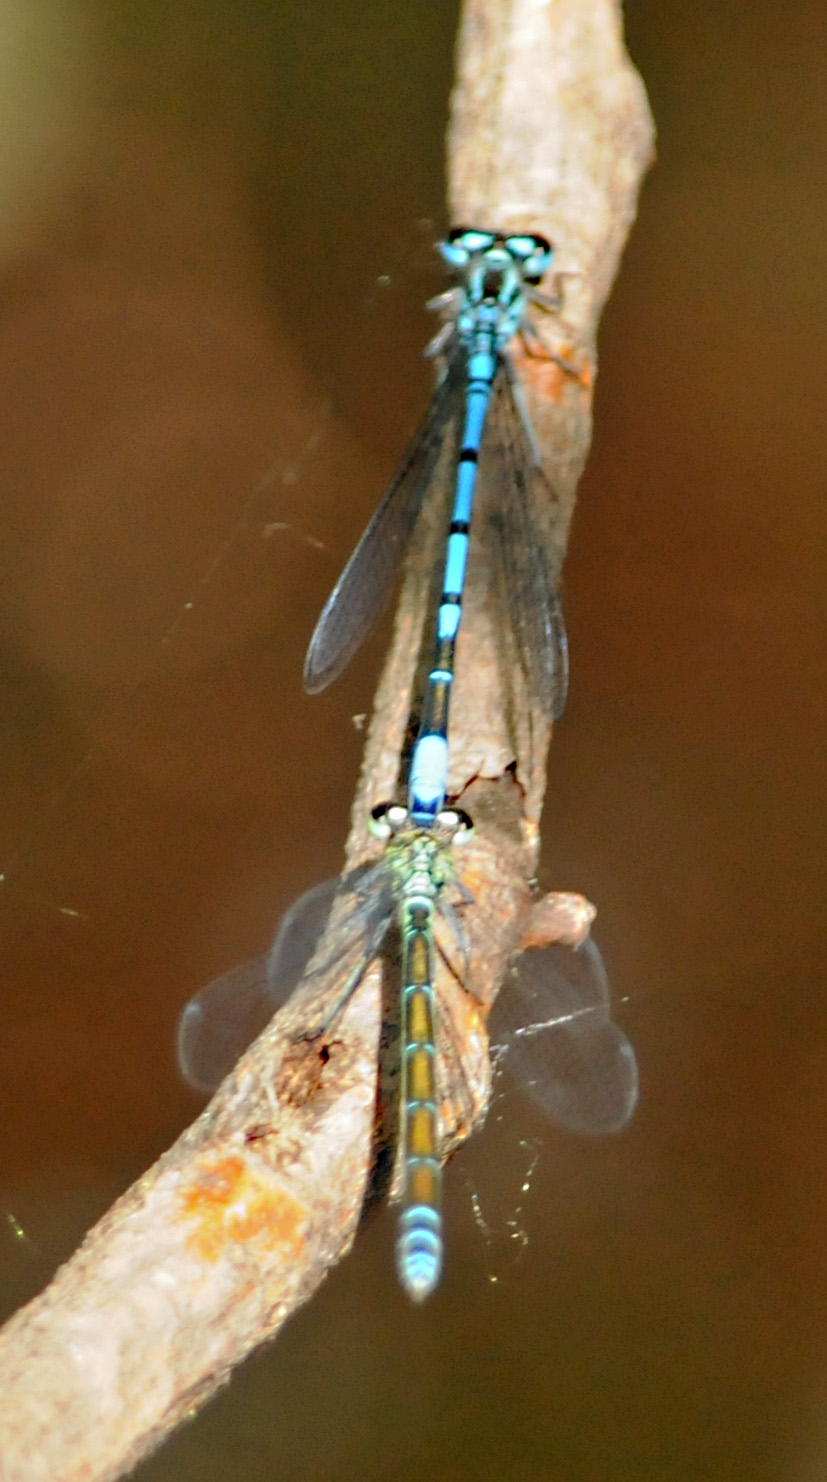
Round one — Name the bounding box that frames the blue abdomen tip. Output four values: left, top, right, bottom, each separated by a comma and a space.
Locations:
397, 1214, 443, 1302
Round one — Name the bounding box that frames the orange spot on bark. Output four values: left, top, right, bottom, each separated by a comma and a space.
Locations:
454, 995, 486, 1047
456, 858, 492, 896
179, 1153, 307, 1263
514, 340, 594, 399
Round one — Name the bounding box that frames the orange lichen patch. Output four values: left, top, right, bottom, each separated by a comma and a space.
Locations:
560, 346, 594, 391
450, 992, 486, 1044
453, 855, 494, 898
513, 339, 594, 398
178, 1153, 307, 1264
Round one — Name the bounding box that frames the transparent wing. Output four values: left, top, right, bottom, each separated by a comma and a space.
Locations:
482, 367, 569, 721
178, 953, 274, 1094
489, 936, 639, 1135
303, 353, 465, 693
177, 865, 394, 1092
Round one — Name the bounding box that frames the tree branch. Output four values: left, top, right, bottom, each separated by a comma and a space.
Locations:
0, 4, 653, 1479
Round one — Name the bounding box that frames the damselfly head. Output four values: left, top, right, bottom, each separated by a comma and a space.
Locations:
370, 802, 474, 847
440, 228, 553, 286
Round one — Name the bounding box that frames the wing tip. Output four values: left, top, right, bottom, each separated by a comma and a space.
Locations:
303, 647, 341, 694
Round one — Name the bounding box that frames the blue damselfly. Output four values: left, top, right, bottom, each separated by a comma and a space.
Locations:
304, 229, 573, 824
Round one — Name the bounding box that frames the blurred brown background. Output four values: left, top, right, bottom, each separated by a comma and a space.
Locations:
0, 3, 824, 1479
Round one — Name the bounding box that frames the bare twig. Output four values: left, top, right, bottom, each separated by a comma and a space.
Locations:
0, 3, 653, 1479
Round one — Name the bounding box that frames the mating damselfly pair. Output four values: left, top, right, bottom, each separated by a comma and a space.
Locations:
178, 229, 638, 1299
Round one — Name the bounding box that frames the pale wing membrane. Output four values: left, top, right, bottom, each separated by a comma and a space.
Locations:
489, 937, 639, 1135
303, 354, 466, 692
178, 954, 273, 1094
482, 369, 569, 721
177, 867, 395, 1092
